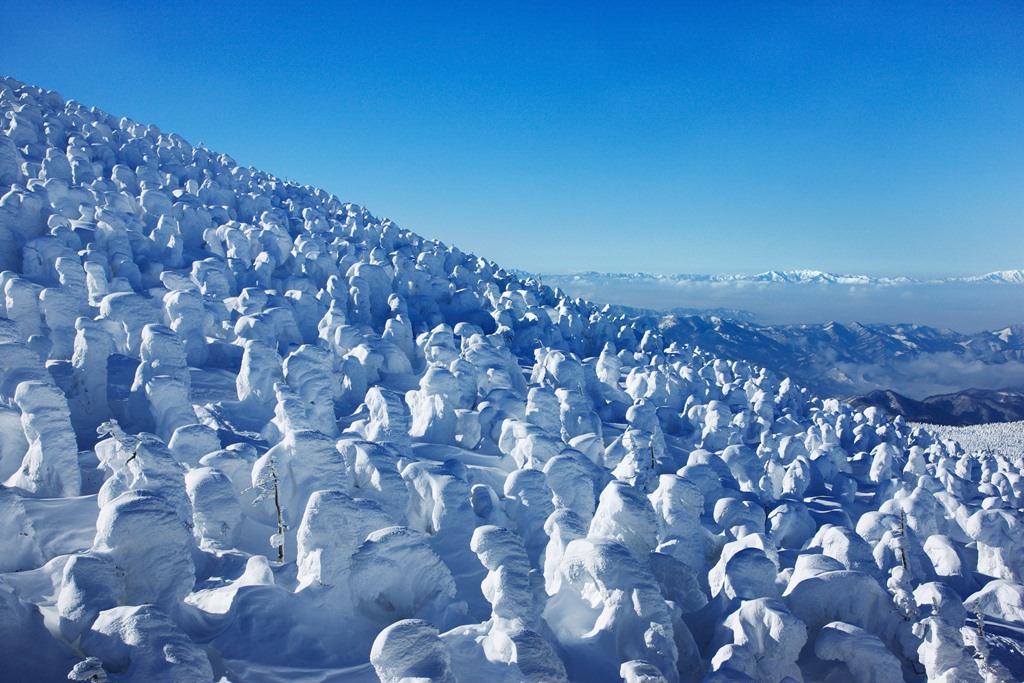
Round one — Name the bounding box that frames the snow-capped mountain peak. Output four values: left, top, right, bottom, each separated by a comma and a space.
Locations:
540, 268, 1024, 286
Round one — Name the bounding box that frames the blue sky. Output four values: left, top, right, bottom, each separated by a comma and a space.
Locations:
3, 2, 1022, 277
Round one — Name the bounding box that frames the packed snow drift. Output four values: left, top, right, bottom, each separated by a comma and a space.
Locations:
1, 75, 1023, 682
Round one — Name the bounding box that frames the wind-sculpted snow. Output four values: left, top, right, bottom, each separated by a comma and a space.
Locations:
2, 74, 1023, 682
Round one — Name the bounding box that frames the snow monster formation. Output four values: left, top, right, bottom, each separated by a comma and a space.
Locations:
0, 75, 1022, 682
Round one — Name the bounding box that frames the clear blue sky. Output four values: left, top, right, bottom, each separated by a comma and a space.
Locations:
3, 2, 1022, 277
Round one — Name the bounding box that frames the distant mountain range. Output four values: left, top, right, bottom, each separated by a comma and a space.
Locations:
531, 269, 1024, 424
848, 389, 1024, 427
654, 316, 1024, 425
538, 269, 1024, 286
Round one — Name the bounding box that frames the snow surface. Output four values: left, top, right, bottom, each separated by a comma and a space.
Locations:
1, 74, 1023, 682
914, 421, 1024, 467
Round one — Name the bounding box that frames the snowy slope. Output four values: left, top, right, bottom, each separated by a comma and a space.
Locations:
2, 74, 1023, 682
